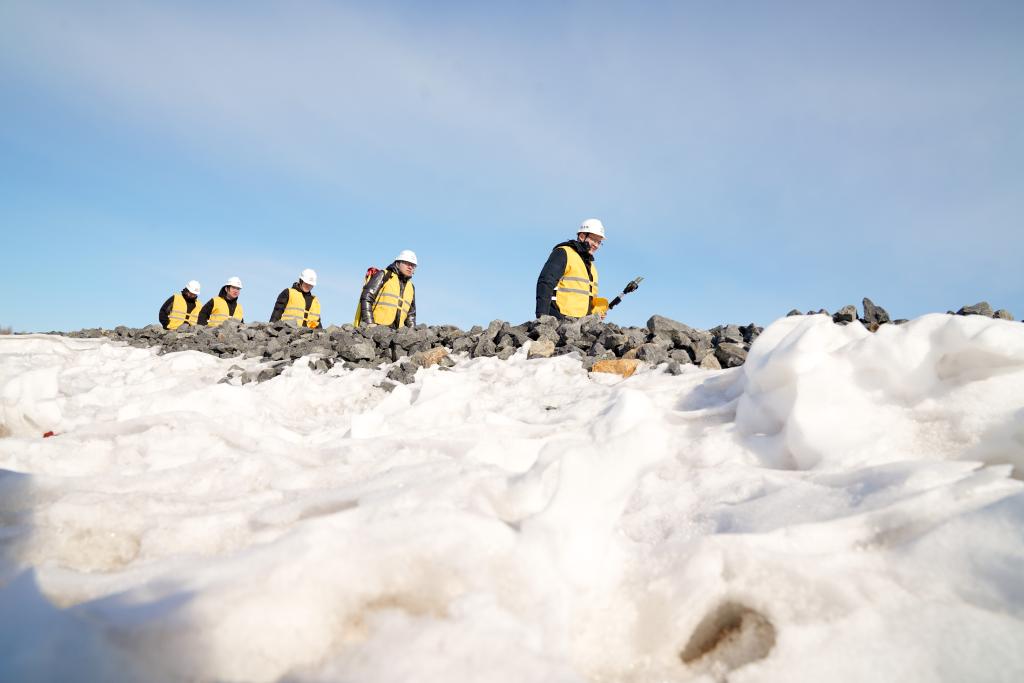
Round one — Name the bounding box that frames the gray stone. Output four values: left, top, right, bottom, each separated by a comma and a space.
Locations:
713, 324, 745, 344
833, 305, 857, 324
601, 331, 628, 350
669, 349, 693, 364
994, 309, 1015, 321
714, 343, 748, 368
386, 360, 418, 385
473, 337, 497, 358
558, 318, 582, 342
786, 309, 802, 317
451, 336, 476, 354
862, 298, 891, 325
484, 320, 507, 342
636, 343, 669, 365
337, 338, 376, 362
257, 367, 282, 383
646, 315, 698, 337
666, 361, 685, 376
958, 302, 994, 317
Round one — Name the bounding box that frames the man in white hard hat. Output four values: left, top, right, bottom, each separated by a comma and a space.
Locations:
159, 280, 203, 330
535, 218, 606, 319
198, 276, 245, 327
270, 268, 321, 328
356, 250, 417, 328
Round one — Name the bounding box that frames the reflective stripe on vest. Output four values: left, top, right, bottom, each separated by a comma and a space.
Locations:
553, 246, 598, 317
167, 293, 200, 330
208, 296, 244, 327
282, 288, 321, 328
372, 274, 414, 326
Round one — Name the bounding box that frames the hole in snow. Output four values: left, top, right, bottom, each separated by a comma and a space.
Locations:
680, 601, 776, 678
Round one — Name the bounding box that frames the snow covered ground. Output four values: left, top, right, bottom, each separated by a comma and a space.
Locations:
1, 313, 1023, 682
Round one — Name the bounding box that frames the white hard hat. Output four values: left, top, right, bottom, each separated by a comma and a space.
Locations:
225, 276, 243, 289
395, 249, 418, 266
579, 218, 606, 239
299, 268, 318, 286
185, 280, 201, 295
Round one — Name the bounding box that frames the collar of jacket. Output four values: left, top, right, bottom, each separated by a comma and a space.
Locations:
557, 239, 594, 262
388, 262, 411, 282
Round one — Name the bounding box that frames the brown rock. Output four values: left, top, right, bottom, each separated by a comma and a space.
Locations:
411, 347, 449, 368
621, 348, 639, 360
591, 359, 641, 378
528, 339, 556, 359
699, 353, 722, 370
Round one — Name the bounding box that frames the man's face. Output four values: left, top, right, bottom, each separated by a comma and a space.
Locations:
184, 290, 197, 301
299, 280, 313, 293
579, 232, 604, 255
397, 261, 416, 277
225, 286, 241, 300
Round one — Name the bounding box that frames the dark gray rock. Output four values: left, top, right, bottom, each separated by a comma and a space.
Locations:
712, 324, 745, 345
740, 323, 762, 344
833, 305, 857, 324
715, 343, 748, 368
958, 302, 994, 317
473, 337, 497, 358
336, 338, 376, 362
636, 343, 669, 365
647, 315, 700, 338
387, 360, 418, 385
862, 298, 891, 325
669, 349, 693, 364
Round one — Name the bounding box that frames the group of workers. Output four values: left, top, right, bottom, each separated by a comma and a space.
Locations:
159, 218, 608, 330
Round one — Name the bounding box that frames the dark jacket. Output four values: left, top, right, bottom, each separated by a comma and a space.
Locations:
270, 283, 315, 322
359, 262, 416, 328
535, 239, 595, 318
198, 286, 243, 326
159, 289, 200, 329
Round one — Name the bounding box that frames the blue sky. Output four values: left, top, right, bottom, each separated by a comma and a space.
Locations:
1, 0, 1021, 332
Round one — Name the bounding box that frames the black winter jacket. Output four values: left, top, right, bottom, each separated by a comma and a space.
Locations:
198, 286, 243, 326
535, 240, 595, 318
359, 263, 416, 328
270, 283, 315, 323
159, 288, 200, 329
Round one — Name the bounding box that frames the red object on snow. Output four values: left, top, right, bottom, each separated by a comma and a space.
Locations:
42, 431, 55, 438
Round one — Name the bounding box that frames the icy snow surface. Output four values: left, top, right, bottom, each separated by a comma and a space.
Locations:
1, 314, 1023, 682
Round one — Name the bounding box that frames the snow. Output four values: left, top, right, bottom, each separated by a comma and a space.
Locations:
1, 314, 1023, 682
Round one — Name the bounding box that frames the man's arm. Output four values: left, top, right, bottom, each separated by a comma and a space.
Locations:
197, 299, 214, 326
535, 248, 567, 318
359, 271, 386, 326
158, 296, 174, 329
269, 289, 289, 322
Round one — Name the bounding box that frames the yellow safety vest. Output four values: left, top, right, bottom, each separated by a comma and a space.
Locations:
282, 288, 321, 328
167, 293, 201, 330
554, 246, 598, 318
208, 296, 244, 328
372, 274, 415, 327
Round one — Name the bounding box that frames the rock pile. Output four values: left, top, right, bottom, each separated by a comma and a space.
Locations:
54, 299, 1015, 385
59, 315, 764, 384
787, 297, 1015, 331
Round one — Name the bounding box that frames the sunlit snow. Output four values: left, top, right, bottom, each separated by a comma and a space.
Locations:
2, 314, 1023, 682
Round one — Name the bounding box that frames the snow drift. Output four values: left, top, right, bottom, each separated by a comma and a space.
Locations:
1, 313, 1023, 682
